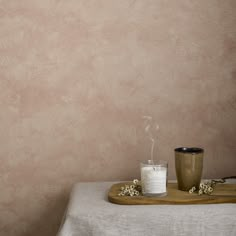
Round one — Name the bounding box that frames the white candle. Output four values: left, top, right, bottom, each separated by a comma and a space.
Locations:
141, 166, 167, 194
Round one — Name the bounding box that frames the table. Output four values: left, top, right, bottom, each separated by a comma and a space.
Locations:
57, 182, 236, 236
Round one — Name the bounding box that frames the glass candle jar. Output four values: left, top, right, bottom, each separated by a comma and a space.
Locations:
140, 160, 168, 197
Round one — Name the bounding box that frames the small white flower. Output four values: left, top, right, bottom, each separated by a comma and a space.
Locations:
130, 185, 135, 190
188, 186, 196, 194
208, 187, 213, 193
203, 184, 208, 190
198, 189, 203, 195
200, 183, 204, 189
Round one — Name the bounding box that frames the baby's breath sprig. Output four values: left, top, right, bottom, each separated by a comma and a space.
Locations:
189, 181, 214, 195
118, 179, 142, 196
189, 176, 236, 195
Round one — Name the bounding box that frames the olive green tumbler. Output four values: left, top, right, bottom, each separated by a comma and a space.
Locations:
175, 147, 204, 191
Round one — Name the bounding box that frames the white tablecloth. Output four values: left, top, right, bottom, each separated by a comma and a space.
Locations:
57, 182, 236, 236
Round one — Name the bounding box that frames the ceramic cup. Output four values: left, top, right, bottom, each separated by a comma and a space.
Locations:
175, 147, 204, 191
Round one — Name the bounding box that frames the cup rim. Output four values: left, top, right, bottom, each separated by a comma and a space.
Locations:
174, 147, 204, 154
141, 160, 168, 166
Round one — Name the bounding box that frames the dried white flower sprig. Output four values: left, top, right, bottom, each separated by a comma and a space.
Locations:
189, 181, 214, 195
189, 177, 236, 195
118, 179, 142, 196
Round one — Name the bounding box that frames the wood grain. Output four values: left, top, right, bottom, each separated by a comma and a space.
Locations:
108, 182, 236, 205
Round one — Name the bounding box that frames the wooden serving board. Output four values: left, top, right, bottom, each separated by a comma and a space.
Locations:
108, 182, 236, 205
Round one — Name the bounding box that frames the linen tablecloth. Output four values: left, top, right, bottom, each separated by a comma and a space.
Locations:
57, 182, 236, 236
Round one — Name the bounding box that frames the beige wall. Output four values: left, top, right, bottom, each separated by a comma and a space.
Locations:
0, 0, 236, 235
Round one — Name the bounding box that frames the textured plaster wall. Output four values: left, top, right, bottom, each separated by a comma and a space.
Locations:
0, 0, 236, 235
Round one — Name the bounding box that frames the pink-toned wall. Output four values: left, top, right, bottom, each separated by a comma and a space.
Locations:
0, 0, 236, 235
